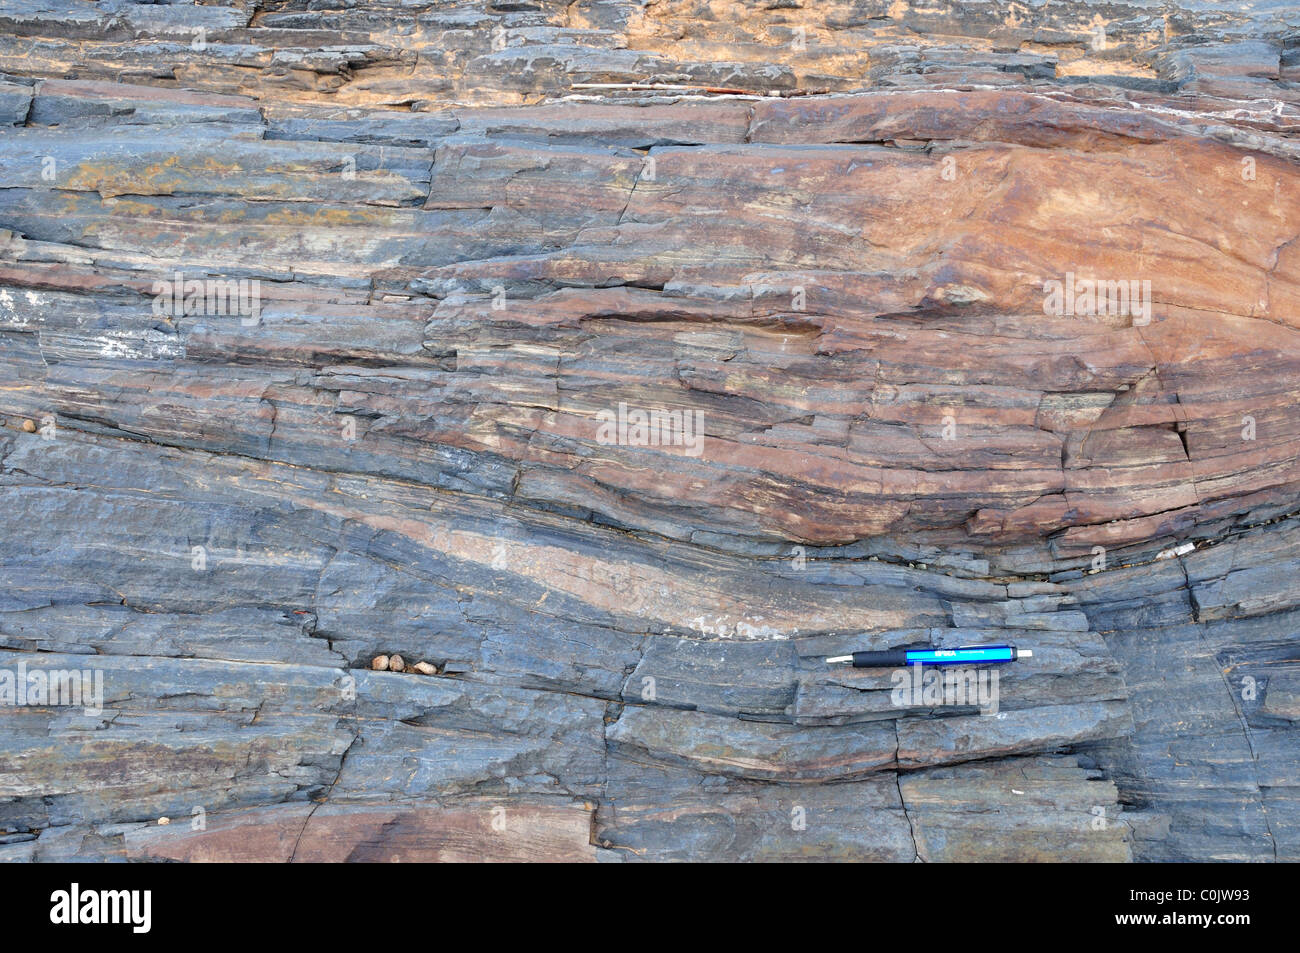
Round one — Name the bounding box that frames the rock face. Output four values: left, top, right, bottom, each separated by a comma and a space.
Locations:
0, 1, 1297, 862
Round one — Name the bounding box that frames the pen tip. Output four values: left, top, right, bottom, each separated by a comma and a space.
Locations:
1019, 649, 1033, 658
825, 655, 852, 664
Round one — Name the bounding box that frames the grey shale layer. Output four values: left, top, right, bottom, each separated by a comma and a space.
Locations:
0, 0, 1298, 862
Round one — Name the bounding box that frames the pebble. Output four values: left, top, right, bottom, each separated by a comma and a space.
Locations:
413, 661, 437, 675
21, 419, 36, 433
371, 654, 390, 671
388, 654, 405, 672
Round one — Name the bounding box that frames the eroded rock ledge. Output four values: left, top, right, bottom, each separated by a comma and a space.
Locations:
0, 0, 1297, 862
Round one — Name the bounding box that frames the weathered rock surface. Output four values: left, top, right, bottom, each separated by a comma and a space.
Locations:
0, 0, 1297, 861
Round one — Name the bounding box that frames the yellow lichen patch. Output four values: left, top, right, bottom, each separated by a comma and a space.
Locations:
1054, 56, 1158, 78
257, 205, 401, 227
103, 197, 170, 218
64, 154, 187, 197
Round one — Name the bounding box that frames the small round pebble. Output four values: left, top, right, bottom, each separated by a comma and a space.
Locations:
413, 661, 437, 675
371, 654, 390, 671
388, 654, 405, 672
21, 419, 36, 433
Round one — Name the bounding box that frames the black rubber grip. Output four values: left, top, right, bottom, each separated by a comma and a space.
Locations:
850, 648, 913, 667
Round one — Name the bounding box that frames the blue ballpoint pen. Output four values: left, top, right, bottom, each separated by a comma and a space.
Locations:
826, 644, 1032, 667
